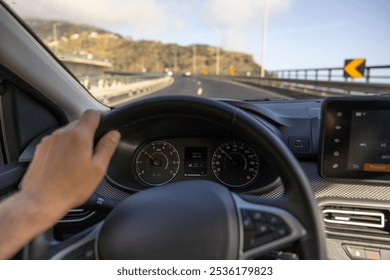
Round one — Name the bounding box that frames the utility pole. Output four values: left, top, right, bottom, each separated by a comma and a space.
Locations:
212, 27, 221, 76
173, 47, 178, 74
53, 22, 58, 53
260, 0, 269, 78
192, 45, 197, 75
155, 53, 160, 73
216, 46, 220, 76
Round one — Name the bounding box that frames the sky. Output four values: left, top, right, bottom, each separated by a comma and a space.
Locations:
4, 0, 390, 70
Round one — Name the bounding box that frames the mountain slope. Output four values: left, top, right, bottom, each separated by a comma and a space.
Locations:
26, 19, 262, 75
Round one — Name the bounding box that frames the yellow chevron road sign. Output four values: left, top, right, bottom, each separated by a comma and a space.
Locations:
344, 58, 366, 78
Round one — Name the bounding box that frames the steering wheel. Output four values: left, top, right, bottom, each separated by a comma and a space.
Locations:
25, 96, 326, 260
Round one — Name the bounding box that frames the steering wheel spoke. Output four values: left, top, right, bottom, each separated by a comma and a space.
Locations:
24, 223, 100, 260
233, 194, 306, 259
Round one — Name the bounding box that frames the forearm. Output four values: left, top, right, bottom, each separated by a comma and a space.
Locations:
0, 111, 120, 259
0, 192, 65, 259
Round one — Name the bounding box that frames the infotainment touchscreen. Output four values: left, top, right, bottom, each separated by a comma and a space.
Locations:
319, 97, 390, 180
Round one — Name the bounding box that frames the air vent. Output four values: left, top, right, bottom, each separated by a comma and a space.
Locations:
322, 205, 390, 239
323, 209, 385, 229
60, 209, 95, 223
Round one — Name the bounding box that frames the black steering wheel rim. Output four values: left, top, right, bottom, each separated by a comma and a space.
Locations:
93, 95, 326, 259
25, 95, 326, 260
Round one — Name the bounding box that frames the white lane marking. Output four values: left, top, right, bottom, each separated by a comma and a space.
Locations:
197, 81, 202, 86
198, 76, 293, 100
197, 87, 203, 95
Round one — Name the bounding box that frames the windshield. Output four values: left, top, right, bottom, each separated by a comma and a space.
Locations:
3, 0, 390, 106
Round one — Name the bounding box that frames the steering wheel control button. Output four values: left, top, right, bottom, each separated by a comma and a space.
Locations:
242, 210, 291, 251
241, 210, 255, 230
250, 211, 266, 222
274, 224, 291, 238
256, 224, 270, 234
268, 215, 283, 225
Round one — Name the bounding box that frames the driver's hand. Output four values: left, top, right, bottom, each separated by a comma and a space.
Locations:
22, 110, 121, 222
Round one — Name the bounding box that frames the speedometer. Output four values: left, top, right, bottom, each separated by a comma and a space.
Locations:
211, 141, 259, 187
135, 141, 180, 186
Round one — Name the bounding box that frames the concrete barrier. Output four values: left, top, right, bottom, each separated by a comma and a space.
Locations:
89, 76, 174, 106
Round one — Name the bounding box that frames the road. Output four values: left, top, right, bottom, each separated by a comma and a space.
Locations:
147, 76, 291, 100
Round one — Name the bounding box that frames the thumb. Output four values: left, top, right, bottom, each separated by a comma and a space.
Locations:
93, 130, 121, 169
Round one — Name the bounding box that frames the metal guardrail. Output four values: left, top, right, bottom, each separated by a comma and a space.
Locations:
269, 65, 390, 83
228, 76, 390, 97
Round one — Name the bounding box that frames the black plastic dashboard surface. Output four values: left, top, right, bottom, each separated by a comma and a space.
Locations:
92, 99, 390, 204
17, 98, 390, 206
95, 161, 390, 202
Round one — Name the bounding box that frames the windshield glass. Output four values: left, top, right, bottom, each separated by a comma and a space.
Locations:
3, 0, 390, 106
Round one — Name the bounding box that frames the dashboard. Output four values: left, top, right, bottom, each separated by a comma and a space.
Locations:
19, 97, 390, 259
103, 98, 390, 260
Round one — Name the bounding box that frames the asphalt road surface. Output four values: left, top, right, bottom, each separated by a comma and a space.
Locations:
147, 76, 292, 100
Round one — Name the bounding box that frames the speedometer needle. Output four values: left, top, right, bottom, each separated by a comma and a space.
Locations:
221, 149, 233, 160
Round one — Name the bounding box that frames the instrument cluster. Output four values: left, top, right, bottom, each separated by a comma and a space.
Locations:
134, 139, 261, 188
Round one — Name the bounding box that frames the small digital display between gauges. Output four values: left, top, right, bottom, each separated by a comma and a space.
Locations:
184, 147, 207, 176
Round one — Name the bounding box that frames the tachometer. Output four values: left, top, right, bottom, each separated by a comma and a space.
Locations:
211, 141, 259, 187
135, 141, 180, 186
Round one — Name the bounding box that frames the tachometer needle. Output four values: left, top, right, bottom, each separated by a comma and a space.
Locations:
143, 150, 159, 165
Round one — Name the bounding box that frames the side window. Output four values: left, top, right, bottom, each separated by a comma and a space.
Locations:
0, 68, 66, 164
